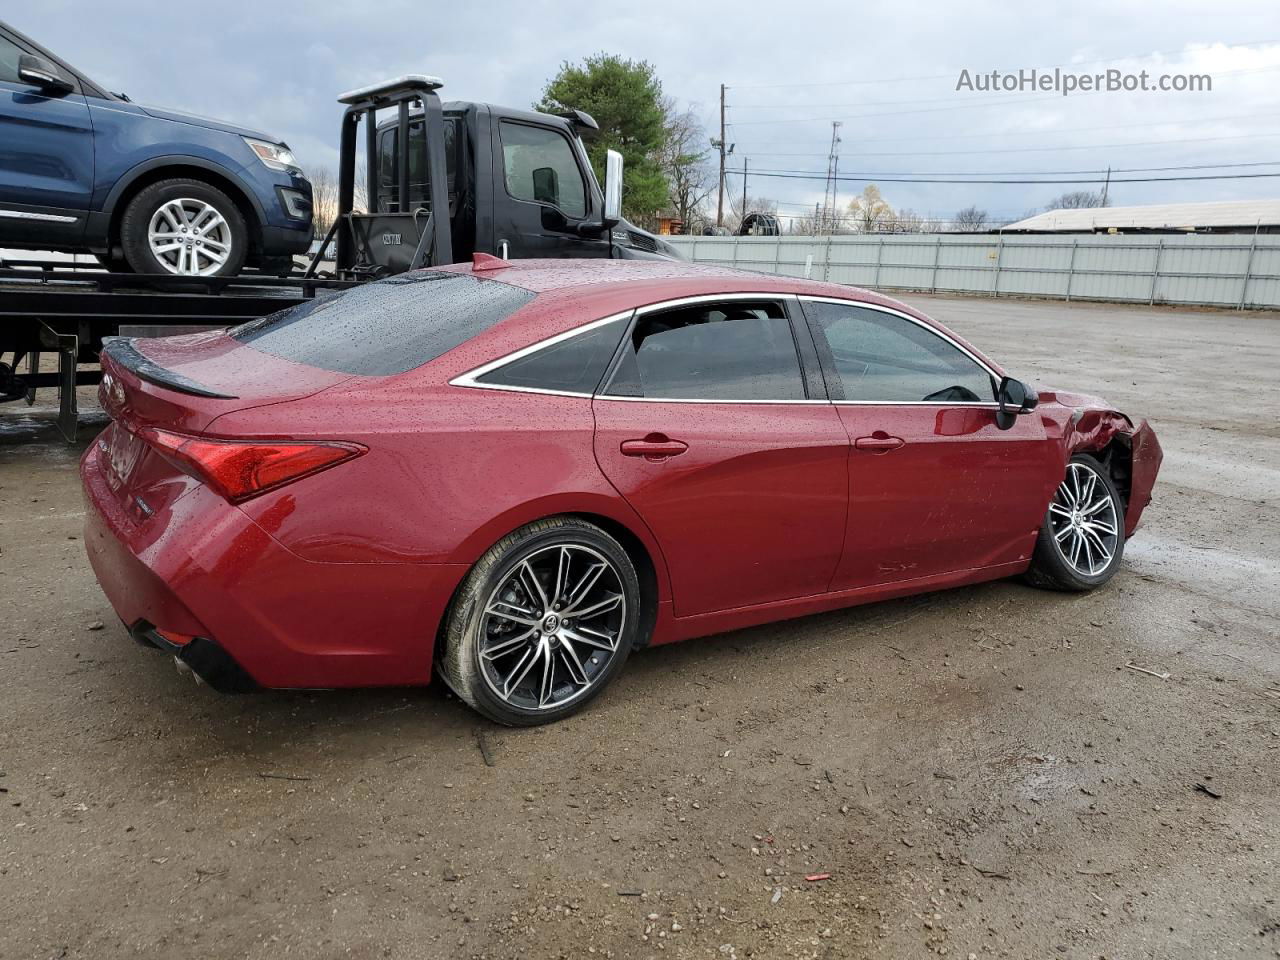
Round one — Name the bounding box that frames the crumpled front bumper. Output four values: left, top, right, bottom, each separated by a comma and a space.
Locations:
1124, 418, 1162, 537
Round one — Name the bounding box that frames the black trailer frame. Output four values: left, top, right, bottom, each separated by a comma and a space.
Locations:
0, 259, 352, 440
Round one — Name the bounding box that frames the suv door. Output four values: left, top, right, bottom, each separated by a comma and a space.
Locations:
491, 119, 608, 260
801, 297, 1058, 589
0, 30, 93, 247
592, 296, 848, 617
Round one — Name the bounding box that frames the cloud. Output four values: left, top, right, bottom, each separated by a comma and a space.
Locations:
10, 0, 1280, 222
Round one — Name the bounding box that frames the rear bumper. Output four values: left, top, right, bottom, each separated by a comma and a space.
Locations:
129, 622, 258, 693
81, 441, 468, 689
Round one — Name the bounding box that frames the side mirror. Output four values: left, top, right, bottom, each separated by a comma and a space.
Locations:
603, 149, 623, 226
18, 54, 74, 95
995, 376, 1038, 430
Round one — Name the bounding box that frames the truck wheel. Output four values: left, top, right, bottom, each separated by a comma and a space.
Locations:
120, 179, 247, 277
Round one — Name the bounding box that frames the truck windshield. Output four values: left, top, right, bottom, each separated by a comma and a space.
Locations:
231, 273, 533, 376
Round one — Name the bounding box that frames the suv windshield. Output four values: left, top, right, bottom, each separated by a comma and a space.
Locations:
232, 273, 534, 376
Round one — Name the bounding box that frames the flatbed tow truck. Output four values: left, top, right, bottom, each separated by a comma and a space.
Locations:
1, 75, 672, 440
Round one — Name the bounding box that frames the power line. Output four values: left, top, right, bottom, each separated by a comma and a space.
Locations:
727, 38, 1280, 89
727, 108, 1280, 150
745, 169, 1280, 185
749, 160, 1280, 178
734, 131, 1280, 159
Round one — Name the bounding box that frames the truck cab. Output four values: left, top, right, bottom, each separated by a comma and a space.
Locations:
324, 76, 676, 278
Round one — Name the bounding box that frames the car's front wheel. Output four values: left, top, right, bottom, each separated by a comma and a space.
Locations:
1025, 454, 1125, 591
119, 178, 247, 277
439, 517, 641, 726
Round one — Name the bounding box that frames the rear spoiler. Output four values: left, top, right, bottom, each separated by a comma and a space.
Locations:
101, 338, 238, 400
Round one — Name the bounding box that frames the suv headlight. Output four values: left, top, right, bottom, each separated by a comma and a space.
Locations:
243, 137, 300, 173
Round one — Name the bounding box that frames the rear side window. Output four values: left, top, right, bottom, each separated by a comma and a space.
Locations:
603, 300, 806, 401
474, 315, 628, 394
232, 273, 534, 376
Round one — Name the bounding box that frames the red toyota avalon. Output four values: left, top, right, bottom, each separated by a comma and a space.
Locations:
82, 258, 1162, 725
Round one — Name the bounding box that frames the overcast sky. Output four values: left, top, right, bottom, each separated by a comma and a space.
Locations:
11, 1, 1280, 225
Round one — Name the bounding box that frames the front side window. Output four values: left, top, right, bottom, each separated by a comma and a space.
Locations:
805, 301, 995, 403
0, 36, 26, 84
499, 122, 587, 218
603, 301, 806, 401
232, 273, 534, 376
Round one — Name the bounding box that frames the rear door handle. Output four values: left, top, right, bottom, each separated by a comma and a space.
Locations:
620, 435, 688, 461
854, 434, 905, 453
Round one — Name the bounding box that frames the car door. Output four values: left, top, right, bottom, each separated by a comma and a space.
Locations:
0, 31, 93, 247
491, 119, 609, 259
592, 295, 849, 617
800, 297, 1058, 590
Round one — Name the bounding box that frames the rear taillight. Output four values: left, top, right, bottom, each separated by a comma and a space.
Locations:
140, 428, 366, 503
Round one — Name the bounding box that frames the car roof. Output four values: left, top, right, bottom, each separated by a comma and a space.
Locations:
418, 258, 1006, 384
432, 257, 909, 310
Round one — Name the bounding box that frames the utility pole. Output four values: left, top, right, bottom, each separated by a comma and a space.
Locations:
1100, 165, 1111, 206
741, 156, 748, 223
715, 84, 727, 228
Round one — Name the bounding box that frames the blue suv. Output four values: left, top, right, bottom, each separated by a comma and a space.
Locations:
0, 20, 312, 276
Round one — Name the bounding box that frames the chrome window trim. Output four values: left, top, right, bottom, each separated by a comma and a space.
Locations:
449, 309, 634, 398
0, 208, 79, 223
799, 294, 1002, 407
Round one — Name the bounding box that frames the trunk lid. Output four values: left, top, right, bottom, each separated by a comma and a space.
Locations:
96, 332, 354, 521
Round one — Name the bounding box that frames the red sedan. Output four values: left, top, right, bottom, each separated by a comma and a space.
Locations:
82, 258, 1162, 725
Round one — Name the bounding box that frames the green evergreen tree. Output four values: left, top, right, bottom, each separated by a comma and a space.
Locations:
536, 54, 670, 222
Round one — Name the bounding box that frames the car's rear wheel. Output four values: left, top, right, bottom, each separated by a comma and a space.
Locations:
439, 517, 641, 726
119, 178, 247, 277
1025, 454, 1125, 591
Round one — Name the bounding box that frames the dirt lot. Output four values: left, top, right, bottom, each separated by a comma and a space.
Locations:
2, 294, 1278, 960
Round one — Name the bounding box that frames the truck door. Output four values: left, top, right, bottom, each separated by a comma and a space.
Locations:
490, 119, 609, 260
0, 31, 93, 248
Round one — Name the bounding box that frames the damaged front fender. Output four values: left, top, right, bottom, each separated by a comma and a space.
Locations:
1042, 391, 1162, 538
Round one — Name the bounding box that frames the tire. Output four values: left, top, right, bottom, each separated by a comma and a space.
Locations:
439, 517, 642, 726
119, 178, 248, 277
1025, 454, 1125, 591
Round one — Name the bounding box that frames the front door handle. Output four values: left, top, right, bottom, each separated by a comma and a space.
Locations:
620, 434, 688, 461
854, 433, 905, 454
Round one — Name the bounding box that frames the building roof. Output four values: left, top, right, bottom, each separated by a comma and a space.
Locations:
1002, 199, 1280, 232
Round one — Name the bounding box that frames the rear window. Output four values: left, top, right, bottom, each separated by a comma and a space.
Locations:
231, 273, 534, 375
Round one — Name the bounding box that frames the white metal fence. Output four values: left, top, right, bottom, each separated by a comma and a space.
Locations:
666, 233, 1280, 310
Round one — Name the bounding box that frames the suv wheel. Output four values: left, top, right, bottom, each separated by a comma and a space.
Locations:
120, 178, 247, 277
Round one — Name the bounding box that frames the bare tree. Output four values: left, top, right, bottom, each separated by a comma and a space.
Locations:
660, 101, 715, 233
310, 168, 340, 239
1045, 190, 1108, 210
848, 185, 894, 233
308, 164, 370, 239
953, 206, 990, 232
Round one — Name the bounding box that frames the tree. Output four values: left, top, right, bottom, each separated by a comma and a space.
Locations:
1045, 190, 1109, 210
308, 165, 369, 238
536, 54, 669, 222
953, 206, 989, 232
848, 185, 894, 233
659, 101, 714, 233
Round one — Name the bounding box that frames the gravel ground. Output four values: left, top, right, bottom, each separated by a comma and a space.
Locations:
1, 294, 1277, 960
